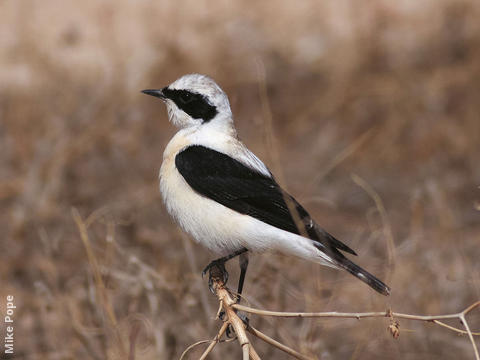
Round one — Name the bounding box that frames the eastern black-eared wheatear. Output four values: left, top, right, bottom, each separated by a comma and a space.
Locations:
142, 74, 390, 297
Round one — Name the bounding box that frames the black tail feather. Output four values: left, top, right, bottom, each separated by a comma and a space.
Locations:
312, 241, 390, 295
313, 225, 358, 256
338, 258, 391, 296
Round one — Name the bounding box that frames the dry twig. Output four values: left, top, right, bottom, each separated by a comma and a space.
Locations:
183, 277, 480, 360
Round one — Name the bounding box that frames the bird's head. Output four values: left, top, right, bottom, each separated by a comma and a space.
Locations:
142, 74, 233, 130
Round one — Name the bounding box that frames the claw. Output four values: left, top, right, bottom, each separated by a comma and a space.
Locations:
226, 324, 235, 338
225, 312, 250, 338
238, 312, 249, 326
202, 259, 229, 293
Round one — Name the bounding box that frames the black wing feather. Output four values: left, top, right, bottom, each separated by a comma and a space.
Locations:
175, 145, 357, 256
175, 145, 391, 296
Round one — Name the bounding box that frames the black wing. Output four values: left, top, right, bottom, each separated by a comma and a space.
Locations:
175, 145, 357, 256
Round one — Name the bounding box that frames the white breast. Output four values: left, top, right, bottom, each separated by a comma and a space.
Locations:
159, 129, 256, 254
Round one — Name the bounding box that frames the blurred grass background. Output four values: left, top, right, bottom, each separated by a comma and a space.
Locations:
1, 0, 480, 359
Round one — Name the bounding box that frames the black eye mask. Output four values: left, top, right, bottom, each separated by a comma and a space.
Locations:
162, 88, 218, 122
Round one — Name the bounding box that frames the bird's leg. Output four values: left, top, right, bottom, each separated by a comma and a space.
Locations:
202, 247, 248, 293
234, 253, 250, 326
236, 252, 249, 302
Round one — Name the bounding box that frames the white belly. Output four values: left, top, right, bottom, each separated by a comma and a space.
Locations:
160, 159, 249, 254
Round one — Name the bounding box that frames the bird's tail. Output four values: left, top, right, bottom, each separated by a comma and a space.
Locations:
312, 240, 391, 295
337, 257, 391, 296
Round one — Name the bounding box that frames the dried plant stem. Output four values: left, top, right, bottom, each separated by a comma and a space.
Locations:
190, 322, 229, 360
247, 325, 314, 360
72, 208, 127, 358
460, 313, 480, 360
180, 319, 231, 360
189, 274, 479, 360
248, 343, 261, 360
213, 279, 256, 359
232, 303, 479, 322
351, 173, 396, 275
201, 275, 322, 360
242, 344, 250, 360
232, 301, 480, 360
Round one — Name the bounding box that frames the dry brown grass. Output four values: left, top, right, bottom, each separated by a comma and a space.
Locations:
1, 0, 480, 359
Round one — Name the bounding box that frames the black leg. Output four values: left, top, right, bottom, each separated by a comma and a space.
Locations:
202, 248, 248, 293
237, 252, 249, 302
205, 249, 249, 338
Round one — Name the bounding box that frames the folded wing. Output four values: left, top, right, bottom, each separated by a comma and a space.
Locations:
175, 145, 357, 256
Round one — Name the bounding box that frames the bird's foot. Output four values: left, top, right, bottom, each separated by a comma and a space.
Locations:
202, 260, 229, 293
237, 312, 249, 326
225, 312, 250, 338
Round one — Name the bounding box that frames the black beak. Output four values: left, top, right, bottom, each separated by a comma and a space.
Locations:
141, 89, 166, 99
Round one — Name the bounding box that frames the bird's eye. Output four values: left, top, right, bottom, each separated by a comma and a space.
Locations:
179, 92, 193, 104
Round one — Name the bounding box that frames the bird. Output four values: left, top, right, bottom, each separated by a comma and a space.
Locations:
142, 74, 390, 298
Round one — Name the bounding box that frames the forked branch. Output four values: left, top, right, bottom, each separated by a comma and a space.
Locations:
181, 276, 479, 360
